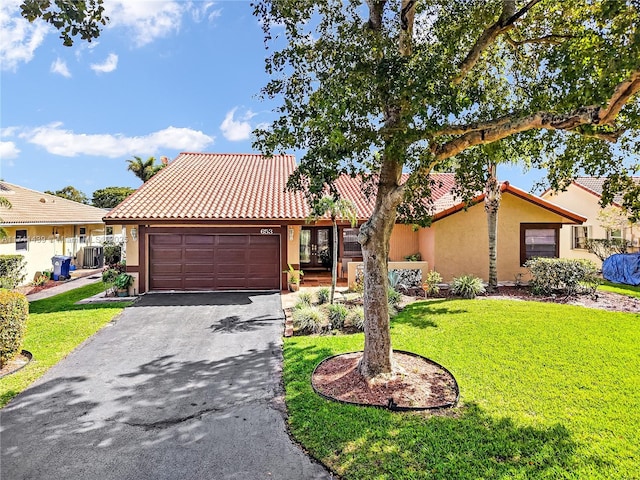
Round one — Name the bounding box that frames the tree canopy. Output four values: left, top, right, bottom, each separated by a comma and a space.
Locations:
126, 156, 166, 183
253, 0, 640, 377
91, 186, 136, 209
45, 185, 89, 204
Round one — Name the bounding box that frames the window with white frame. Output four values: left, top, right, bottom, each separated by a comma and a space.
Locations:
572, 225, 592, 250
607, 228, 623, 241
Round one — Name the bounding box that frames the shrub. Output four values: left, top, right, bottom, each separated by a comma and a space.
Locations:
317, 287, 330, 305
351, 269, 364, 293
0, 290, 29, 367
32, 274, 48, 287
0, 255, 26, 289
388, 302, 398, 319
296, 291, 313, 307
423, 270, 442, 296
328, 303, 349, 330
387, 287, 402, 306
404, 252, 421, 261
103, 241, 123, 267
451, 275, 486, 299
292, 306, 328, 334
525, 257, 600, 296
388, 270, 407, 291
348, 306, 365, 331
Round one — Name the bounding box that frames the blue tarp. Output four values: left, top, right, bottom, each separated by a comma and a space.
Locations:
602, 253, 640, 286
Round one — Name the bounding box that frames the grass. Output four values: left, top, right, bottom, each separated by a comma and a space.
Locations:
0, 282, 130, 407
284, 298, 640, 479
598, 280, 640, 299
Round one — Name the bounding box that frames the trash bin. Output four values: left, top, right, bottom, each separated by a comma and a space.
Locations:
52, 255, 72, 281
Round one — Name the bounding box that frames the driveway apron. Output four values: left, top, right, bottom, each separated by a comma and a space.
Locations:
1, 292, 331, 480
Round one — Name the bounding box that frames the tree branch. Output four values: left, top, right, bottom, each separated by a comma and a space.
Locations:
504, 33, 573, 47
429, 68, 640, 160
453, 0, 542, 85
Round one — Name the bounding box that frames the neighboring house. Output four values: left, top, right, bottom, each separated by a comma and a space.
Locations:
105, 153, 585, 293
0, 182, 125, 284
542, 177, 640, 266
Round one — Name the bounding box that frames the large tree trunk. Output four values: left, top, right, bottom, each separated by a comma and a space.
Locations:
331, 219, 338, 304
357, 156, 404, 378
485, 163, 501, 292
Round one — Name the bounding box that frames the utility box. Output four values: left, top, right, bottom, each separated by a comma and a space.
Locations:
52, 255, 72, 281
82, 246, 104, 269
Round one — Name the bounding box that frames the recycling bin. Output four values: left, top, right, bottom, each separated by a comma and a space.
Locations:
52, 255, 72, 281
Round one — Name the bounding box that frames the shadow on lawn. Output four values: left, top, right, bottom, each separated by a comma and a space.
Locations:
392, 300, 469, 329
284, 344, 602, 479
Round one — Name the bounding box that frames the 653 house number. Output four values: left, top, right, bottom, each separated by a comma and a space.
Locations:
260, 228, 274, 235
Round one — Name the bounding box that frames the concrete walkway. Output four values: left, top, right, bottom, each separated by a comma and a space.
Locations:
1, 292, 332, 480
26, 269, 102, 301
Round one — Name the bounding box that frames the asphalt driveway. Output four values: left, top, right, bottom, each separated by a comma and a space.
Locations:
1, 292, 331, 480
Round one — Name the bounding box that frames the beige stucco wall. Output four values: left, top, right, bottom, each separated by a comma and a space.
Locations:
287, 225, 301, 266
418, 226, 436, 270
389, 224, 420, 261
0, 223, 112, 284
543, 185, 639, 266
427, 193, 575, 283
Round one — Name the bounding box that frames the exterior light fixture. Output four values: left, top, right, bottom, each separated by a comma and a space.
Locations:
130, 227, 138, 241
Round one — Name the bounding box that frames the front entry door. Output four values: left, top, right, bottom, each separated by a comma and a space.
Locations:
300, 227, 331, 269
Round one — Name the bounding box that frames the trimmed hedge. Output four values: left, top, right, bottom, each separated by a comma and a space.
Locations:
0, 290, 29, 367
0, 255, 26, 289
525, 257, 600, 296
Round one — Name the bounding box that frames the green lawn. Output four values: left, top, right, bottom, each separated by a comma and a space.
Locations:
0, 282, 130, 407
599, 280, 640, 299
284, 298, 639, 479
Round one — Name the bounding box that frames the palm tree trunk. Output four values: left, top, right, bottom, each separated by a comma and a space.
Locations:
485, 163, 501, 292
331, 219, 338, 304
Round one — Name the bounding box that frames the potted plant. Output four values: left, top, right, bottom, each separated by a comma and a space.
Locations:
285, 264, 303, 292
113, 273, 134, 297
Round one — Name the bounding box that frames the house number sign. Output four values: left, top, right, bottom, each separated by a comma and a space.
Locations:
260, 228, 274, 235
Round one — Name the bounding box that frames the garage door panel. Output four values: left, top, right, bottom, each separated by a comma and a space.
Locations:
150, 233, 280, 291
184, 248, 215, 261
216, 249, 248, 263
152, 263, 184, 274
184, 263, 215, 274
151, 235, 182, 245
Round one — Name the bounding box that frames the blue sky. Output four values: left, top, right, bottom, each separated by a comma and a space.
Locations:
1, 0, 546, 197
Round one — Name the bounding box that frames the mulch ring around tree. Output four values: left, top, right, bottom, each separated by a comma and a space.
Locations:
312, 350, 459, 411
0, 351, 33, 379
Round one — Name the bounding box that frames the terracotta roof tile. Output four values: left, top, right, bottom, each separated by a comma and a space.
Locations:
573, 176, 640, 206
0, 182, 106, 225
106, 153, 309, 221
106, 154, 580, 223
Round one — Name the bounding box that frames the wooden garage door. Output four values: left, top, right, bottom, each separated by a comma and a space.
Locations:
149, 233, 280, 291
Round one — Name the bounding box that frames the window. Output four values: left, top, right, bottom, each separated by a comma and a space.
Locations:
79, 227, 86, 244
607, 228, 623, 241
16, 229, 27, 251
105, 226, 113, 236
520, 224, 559, 264
572, 226, 591, 250
342, 228, 362, 257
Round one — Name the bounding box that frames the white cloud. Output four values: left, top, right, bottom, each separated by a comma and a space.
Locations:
90, 53, 118, 73
220, 108, 256, 142
0, 1, 50, 71
189, 1, 222, 23
0, 141, 20, 160
50, 58, 71, 77
105, 0, 185, 47
19, 123, 214, 158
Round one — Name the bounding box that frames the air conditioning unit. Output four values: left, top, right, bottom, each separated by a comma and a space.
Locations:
82, 246, 104, 268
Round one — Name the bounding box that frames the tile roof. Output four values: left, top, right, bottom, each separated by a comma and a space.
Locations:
573, 176, 640, 206
105, 153, 583, 224
105, 153, 309, 221
0, 182, 107, 226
